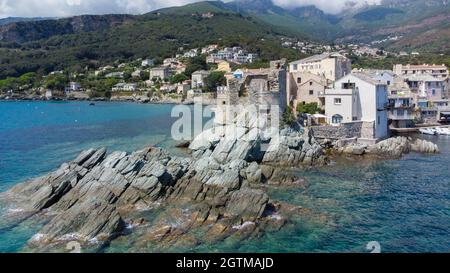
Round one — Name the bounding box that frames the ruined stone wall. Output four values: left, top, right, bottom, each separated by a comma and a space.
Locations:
311, 122, 363, 139
311, 121, 377, 140
361, 121, 376, 139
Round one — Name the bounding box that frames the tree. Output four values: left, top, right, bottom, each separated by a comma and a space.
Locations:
170, 73, 189, 84
297, 102, 321, 115
205, 71, 226, 92
44, 74, 68, 90
0, 77, 18, 91
283, 106, 296, 126
184, 56, 207, 77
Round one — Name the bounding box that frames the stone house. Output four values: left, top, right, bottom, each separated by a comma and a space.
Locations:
289, 52, 351, 82
191, 70, 210, 89
286, 71, 329, 112
150, 67, 171, 81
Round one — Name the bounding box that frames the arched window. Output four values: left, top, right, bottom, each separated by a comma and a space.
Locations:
332, 114, 343, 124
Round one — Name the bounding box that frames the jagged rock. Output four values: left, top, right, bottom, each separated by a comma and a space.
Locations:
338, 137, 439, 158
245, 162, 262, 184
189, 113, 326, 167
367, 137, 438, 157
342, 144, 367, 155
411, 138, 440, 154
189, 128, 221, 151
81, 148, 107, 169
0, 109, 328, 252
37, 201, 125, 243
175, 141, 191, 148
224, 189, 269, 222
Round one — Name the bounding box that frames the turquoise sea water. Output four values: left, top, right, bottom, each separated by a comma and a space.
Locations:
0, 101, 449, 253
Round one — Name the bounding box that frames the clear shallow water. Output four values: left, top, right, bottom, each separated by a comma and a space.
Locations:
0, 101, 188, 192
0, 101, 449, 253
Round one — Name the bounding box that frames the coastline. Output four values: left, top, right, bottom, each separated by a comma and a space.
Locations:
0, 96, 215, 106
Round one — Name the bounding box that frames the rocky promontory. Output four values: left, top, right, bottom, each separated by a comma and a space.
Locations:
0, 108, 440, 252
0, 110, 328, 252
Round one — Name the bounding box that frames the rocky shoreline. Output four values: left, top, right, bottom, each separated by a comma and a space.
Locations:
0, 94, 216, 105
0, 110, 440, 252
324, 136, 440, 158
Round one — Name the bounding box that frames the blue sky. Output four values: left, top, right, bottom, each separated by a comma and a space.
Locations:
0, 0, 381, 18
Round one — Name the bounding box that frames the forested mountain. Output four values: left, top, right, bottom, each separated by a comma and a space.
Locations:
0, 0, 449, 80
0, 2, 299, 79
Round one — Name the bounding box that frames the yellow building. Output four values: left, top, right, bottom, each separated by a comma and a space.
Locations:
216, 61, 232, 73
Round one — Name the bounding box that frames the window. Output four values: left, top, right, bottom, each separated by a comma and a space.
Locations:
297, 77, 302, 84
334, 98, 342, 105
342, 82, 356, 89
293, 64, 298, 70
352, 117, 358, 121
309, 90, 314, 95
332, 114, 343, 124
378, 115, 381, 125
387, 81, 391, 85
309, 81, 313, 86
432, 89, 436, 95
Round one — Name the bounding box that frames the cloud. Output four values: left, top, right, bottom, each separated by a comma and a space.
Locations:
272, 0, 382, 14
0, 0, 383, 18
0, 0, 200, 18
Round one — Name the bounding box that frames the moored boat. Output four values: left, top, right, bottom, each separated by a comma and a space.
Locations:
436, 127, 450, 135
419, 128, 437, 135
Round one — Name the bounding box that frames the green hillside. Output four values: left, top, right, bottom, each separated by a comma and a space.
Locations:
0, 6, 301, 79
155, 1, 231, 15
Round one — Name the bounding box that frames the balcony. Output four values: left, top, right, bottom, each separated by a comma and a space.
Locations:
389, 111, 414, 120
388, 102, 412, 109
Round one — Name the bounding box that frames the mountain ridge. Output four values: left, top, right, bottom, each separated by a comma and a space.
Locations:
0, 0, 449, 79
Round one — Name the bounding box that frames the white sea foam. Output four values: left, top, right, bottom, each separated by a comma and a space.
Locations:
7, 208, 24, 214
88, 237, 100, 245
30, 233, 47, 242
270, 214, 282, 221
58, 233, 83, 241
232, 221, 255, 230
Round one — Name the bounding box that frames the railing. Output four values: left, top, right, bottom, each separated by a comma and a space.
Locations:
389, 112, 414, 120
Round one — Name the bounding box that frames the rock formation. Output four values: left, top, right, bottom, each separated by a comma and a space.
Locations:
337, 137, 439, 157
0, 107, 440, 252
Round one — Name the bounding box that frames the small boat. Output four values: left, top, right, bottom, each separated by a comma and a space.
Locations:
89, 103, 96, 106
436, 127, 450, 135
419, 128, 437, 135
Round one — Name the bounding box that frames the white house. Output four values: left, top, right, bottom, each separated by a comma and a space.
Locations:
394, 64, 448, 79
105, 72, 124, 79
141, 59, 155, 67
112, 83, 137, 92
403, 74, 445, 100
183, 49, 198, 58
191, 70, 210, 89
357, 69, 395, 86
131, 70, 144, 79
65, 82, 81, 93
289, 52, 352, 82
324, 73, 389, 140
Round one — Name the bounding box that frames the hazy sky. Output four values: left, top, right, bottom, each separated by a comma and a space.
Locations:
0, 0, 382, 18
